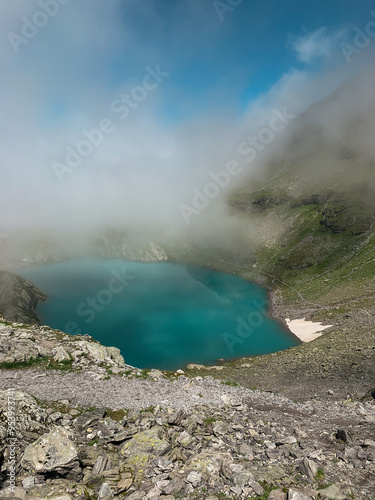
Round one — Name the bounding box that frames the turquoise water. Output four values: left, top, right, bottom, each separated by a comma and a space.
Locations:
16, 258, 299, 370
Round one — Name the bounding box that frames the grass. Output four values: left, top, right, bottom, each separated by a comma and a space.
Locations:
203, 416, 216, 425
315, 468, 325, 481
253, 483, 280, 500
0, 357, 45, 370
45, 358, 74, 371
134, 369, 151, 379
105, 408, 128, 421
228, 170, 375, 314
140, 405, 156, 414
0, 356, 74, 372
84, 406, 98, 412
221, 380, 239, 387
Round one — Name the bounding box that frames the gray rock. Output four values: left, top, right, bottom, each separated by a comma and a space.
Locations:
0, 336, 40, 364
47, 497, 73, 500
239, 443, 254, 459
269, 490, 288, 500
213, 421, 227, 436
120, 427, 170, 467
52, 346, 71, 362
124, 493, 144, 500
167, 409, 185, 425
186, 470, 202, 485
74, 341, 125, 367
233, 471, 254, 486
318, 484, 347, 500
231, 486, 243, 496
249, 481, 265, 496
163, 477, 185, 495
92, 455, 113, 476
336, 429, 349, 443
0, 390, 46, 434
288, 489, 312, 500
21, 427, 81, 479
298, 458, 318, 480
98, 483, 113, 499
21, 476, 35, 490
0, 486, 26, 499
277, 436, 297, 445
266, 448, 283, 460
295, 428, 308, 439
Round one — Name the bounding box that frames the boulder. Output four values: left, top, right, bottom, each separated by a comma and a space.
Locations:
318, 484, 347, 500
298, 458, 318, 480
120, 427, 170, 469
92, 455, 112, 476
21, 428, 81, 479
98, 483, 113, 499
74, 341, 125, 367
185, 451, 228, 479
162, 477, 185, 495
288, 489, 312, 500
52, 346, 71, 362
269, 490, 288, 500
0, 337, 40, 364
0, 486, 26, 498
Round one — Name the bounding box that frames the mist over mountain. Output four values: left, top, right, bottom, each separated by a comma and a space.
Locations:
1, 1, 374, 267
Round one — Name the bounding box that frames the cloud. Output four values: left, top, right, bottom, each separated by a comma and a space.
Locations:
290, 27, 347, 63
0, 1, 373, 256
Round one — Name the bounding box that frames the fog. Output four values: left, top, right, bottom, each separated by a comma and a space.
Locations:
1, 1, 374, 264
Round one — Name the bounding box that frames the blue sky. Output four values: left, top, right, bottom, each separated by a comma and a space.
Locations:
107, 0, 375, 118
3, 0, 374, 122
0, 0, 374, 232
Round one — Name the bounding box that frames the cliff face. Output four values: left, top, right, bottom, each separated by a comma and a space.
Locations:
0, 271, 46, 324
94, 231, 169, 262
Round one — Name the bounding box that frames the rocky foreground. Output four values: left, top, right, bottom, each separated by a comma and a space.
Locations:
0, 317, 375, 500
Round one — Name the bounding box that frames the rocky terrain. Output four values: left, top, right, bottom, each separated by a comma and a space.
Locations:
0, 316, 375, 500
0, 272, 46, 325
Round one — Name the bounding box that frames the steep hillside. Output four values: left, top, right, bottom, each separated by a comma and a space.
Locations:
229, 161, 375, 312
195, 79, 375, 400
0, 271, 46, 324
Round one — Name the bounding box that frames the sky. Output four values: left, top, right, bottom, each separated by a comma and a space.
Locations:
0, 0, 374, 237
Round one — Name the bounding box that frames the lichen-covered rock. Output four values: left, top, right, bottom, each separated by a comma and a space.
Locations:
52, 346, 71, 362
21, 428, 81, 479
184, 451, 229, 480
74, 341, 124, 366
0, 390, 46, 435
318, 484, 347, 500
0, 336, 40, 364
121, 427, 170, 463
0, 318, 126, 371
269, 490, 288, 500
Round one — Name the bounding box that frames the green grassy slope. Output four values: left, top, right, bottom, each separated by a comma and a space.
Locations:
186, 73, 375, 398
187, 167, 375, 400
229, 163, 375, 314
